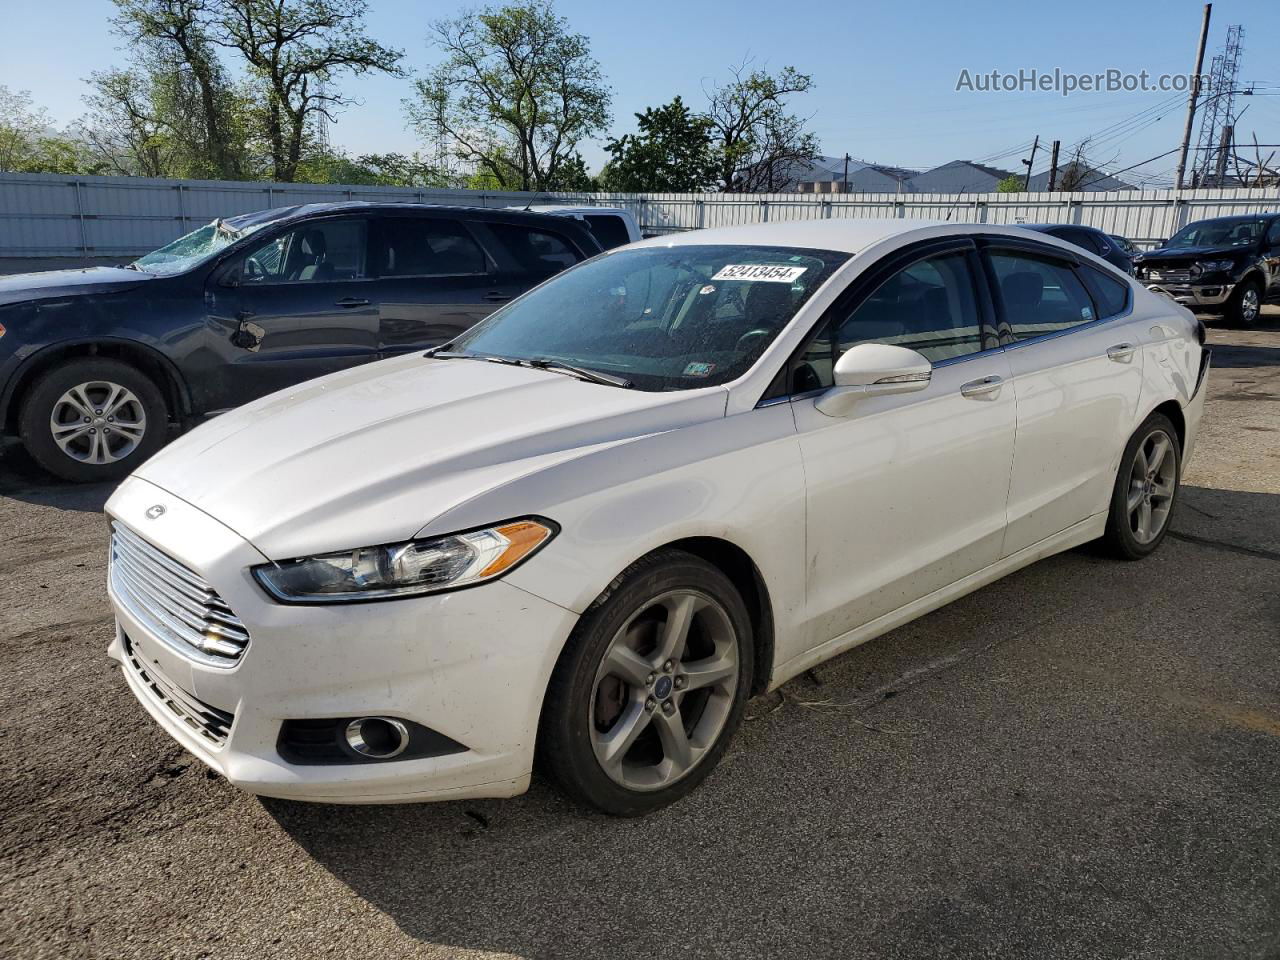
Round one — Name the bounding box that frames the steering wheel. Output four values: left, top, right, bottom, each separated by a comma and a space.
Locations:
735, 328, 774, 354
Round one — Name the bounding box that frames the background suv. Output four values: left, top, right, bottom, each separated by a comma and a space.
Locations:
0, 203, 602, 482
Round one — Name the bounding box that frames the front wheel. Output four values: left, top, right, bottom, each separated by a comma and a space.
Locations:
538, 549, 754, 816
18, 358, 168, 483
1101, 413, 1181, 560
1224, 277, 1262, 329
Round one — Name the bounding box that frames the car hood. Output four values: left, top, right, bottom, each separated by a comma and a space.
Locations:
0, 266, 152, 307
1137, 245, 1247, 263
135, 354, 728, 559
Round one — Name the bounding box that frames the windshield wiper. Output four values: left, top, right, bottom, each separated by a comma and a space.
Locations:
426, 350, 632, 388
525, 357, 633, 388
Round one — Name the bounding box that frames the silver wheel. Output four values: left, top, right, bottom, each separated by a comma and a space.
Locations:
589, 589, 740, 792
1240, 286, 1260, 323
49, 380, 147, 465
1127, 428, 1177, 544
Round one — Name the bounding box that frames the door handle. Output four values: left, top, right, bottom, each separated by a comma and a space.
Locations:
335, 297, 371, 308
483, 291, 513, 303
1107, 342, 1136, 363
960, 375, 1003, 399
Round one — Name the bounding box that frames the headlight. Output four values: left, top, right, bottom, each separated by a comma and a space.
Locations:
253, 518, 556, 603
1195, 259, 1235, 274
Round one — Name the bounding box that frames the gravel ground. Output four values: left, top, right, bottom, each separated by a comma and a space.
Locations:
1, 311, 1277, 960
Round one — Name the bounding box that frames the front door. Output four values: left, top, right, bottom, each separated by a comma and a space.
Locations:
208, 217, 379, 406
788, 241, 1017, 649
983, 243, 1147, 556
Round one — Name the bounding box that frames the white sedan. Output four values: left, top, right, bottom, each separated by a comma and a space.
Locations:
105, 219, 1209, 815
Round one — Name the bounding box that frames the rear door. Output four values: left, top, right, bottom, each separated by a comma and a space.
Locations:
368, 215, 498, 356
472, 220, 594, 305
206, 216, 379, 405
982, 239, 1146, 556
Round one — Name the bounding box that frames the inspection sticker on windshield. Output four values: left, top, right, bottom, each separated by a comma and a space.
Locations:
712, 264, 807, 283
684, 361, 716, 377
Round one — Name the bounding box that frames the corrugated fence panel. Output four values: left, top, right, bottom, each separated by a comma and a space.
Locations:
2, 171, 1278, 257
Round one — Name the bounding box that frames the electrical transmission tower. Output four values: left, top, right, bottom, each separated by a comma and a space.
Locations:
311, 76, 333, 152
1191, 24, 1243, 187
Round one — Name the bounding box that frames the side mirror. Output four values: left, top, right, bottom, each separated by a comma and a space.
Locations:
815, 343, 932, 417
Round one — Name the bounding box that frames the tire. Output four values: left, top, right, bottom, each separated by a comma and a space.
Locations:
18, 358, 168, 483
538, 549, 755, 816
1101, 413, 1181, 560
1224, 277, 1262, 329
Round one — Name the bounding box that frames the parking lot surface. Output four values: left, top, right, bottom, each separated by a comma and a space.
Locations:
2, 311, 1278, 960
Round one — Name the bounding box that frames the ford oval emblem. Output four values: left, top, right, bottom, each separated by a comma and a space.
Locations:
145, 504, 166, 520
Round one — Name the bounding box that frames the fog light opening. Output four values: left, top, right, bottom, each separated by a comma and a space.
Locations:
345, 717, 410, 760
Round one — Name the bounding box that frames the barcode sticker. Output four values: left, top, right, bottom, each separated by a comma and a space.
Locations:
711, 264, 808, 283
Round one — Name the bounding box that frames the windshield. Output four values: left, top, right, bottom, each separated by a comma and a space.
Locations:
1166, 218, 1264, 249
131, 210, 289, 275
447, 244, 850, 391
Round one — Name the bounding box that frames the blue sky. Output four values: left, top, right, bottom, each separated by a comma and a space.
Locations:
5, 0, 1280, 185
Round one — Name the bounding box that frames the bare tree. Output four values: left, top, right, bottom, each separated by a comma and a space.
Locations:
704, 63, 819, 192
406, 1, 611, 191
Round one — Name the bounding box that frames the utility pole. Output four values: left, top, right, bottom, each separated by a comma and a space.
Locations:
1047, 140, 1061, 192
1175, 3, 1213, 189
1022, 136, 1040, 190
842, 153, 850, 194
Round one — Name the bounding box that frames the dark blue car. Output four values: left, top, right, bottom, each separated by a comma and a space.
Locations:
0, 202, 602, 482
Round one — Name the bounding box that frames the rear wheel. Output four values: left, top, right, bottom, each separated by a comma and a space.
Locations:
1224, 277, 1262, 329
1101, 413, 1181, 560
539, 549, 754, 816
18, 358, 168, 483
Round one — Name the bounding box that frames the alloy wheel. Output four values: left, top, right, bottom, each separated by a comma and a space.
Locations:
1240, 287, 1260, 323
589, 589, 740, 792
49, 380, 147, 465
1127, 428, 1177, 544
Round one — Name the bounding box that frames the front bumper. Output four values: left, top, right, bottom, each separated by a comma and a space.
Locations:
105, 476, 579, 804
1143, 280, 1235, 308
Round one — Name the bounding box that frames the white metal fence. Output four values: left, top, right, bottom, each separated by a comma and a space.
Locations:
2, 171, 1278, 258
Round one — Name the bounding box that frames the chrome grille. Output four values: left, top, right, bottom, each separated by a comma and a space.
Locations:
123, 634, 233, 747
110, 521, 249, 666
1146, 268, 1194, 283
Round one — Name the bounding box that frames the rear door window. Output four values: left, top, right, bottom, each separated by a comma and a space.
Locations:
988, 250, 1098, 340
585, 214, 632, 249
487, 223, 585, 278
373, 218, 489, 278
1079, 265, 1132, 319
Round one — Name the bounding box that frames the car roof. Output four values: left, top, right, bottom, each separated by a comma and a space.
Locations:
515, 204, 632, 217
626, 218, 1107, 255
1022, 223, 1100, 233
229, 200, 594, 227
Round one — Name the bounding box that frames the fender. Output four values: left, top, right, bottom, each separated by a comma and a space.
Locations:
0, 336, 192, 430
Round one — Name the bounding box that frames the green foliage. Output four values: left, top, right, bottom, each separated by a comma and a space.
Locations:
407, 0, 611, 191
996, 174, 1024, 193
0, 85, 103, 175
293, 150, 449, 187
602, 97, 716, 192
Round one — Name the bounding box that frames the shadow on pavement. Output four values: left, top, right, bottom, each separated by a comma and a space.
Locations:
0, 445, 114, 514
263, 481, 1280, 959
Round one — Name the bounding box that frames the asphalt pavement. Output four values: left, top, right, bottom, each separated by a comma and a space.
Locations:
1, 310, 1277, 960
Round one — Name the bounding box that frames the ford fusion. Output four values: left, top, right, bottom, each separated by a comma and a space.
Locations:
106, 219, 1209, 816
